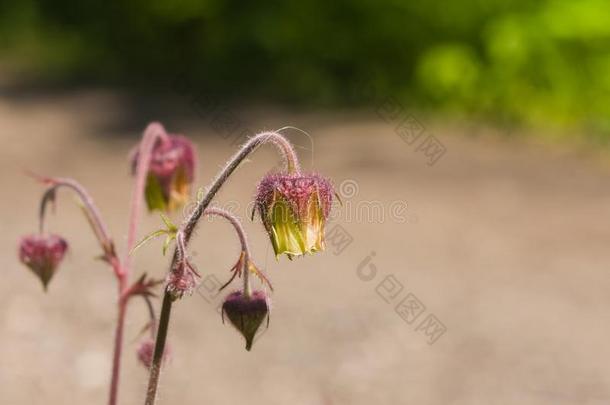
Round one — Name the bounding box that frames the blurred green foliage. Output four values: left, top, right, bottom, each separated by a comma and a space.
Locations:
1, 0, 609, 134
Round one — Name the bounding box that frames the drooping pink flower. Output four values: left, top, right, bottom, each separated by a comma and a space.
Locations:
131, 135, 196, 212
255, 173, 333, 258
19, 234, 68, 290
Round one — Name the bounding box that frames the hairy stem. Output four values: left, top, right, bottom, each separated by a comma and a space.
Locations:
124, 122, 171, 273
145, 291, 173, 405
108, 293, 127, 405
110, 124, 170, 405
182, 131, 301, 242
203, 207, 250, 257
144, 131, 300, 404
203, 207, 252, 296
39, 178, 117, 265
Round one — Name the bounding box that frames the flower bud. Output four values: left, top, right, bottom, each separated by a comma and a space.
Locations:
222, 290, 269, 351
18, 234, 68, 290
131, 135, 196, 212
136, 338, 171, 369
255, 173, 333, 258
166, 261, 199, 300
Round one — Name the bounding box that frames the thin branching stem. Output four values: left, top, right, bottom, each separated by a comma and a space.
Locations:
144, 131, 301, 405
30, 125, 177, 405
110, 124, 169, 405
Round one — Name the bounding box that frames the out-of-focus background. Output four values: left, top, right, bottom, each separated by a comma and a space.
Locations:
2, 1, 610, 404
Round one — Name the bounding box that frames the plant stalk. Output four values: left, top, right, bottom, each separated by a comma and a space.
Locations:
144, 131, 301, 404
108, 287, 127, 405
145, 290, 174, 405
109, 124, 168, 405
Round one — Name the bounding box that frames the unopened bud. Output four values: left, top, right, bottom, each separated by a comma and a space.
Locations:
222, 290, 269, 351
18, 234, 68, 290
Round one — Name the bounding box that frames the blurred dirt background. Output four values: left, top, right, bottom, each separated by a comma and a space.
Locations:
1, 90, 610, 404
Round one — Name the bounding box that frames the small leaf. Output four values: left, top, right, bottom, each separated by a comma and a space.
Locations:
131, 229, 169, 255
162, 234, 176, 256
159, 212, 177, 232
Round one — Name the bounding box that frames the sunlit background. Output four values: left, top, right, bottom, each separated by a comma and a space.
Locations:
2, 1, 610, 404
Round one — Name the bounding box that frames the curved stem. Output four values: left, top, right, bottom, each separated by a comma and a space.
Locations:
144, 131, 300, 404
38, 177, 118, 269
269, 131, 301, 174
182, 131, 301, 243
201, 207, 252, 296
124, 122, 171, 273
203, 207, 250, 257
109, 124, 169, 405
34, 176, 127, 405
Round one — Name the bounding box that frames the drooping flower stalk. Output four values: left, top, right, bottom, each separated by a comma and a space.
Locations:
145, 131, 301, 405
166, 207, 272, 349
19, 123, 335, 405
199, 207, 255, 296
124, 122, 171, 271
34, 176, 124, 405
130, 124, 196, 213
24, 124, 187, 405
110, 123, 180, 405
37, 177, 120, 273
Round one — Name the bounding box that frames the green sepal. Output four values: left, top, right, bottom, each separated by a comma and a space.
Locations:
144, 174, 167, 212
269, 199, 307, 257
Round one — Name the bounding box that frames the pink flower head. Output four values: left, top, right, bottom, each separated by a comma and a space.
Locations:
222, 290, 270, 351
131, 135, 196, 212
19, 234, 68, 290
137, 338, 171, 369
255, 172, 333, 258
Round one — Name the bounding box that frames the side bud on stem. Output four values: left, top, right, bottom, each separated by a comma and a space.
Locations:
19, 234, 68, 290
166, 232, 200, 300
222, 290, 270, 351
166, 259, 200, 300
